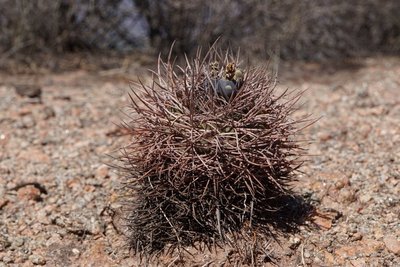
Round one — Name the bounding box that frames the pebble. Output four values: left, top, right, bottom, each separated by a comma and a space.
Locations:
2, 255, 13, 263
41, 106, 56, 120
37, 209, 51, 225
72, 248, 80, 256
16, 115, 36, 129
0, 235, 11, 252
29, 254, 46, 265
13, 237, 25, 247
383, 235, 400, 255
350, 233, 363, 242
284, 249, 293, 256
17, 186, 42, 202
14, 84, 42, 98
289, 236, 301, 249
334, 177, 350, 190
355, 86, 369, 99
338, 188, 356, 203
359, 194, 372, 204
312, 214, 333, 230
18, 148, 50, 164
318, 132, 333, 141
95, 164, 110, 179
51, 211, 105, 236
45, 234, 62, 247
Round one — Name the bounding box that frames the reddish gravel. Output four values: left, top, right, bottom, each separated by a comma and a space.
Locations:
0, 55, 399, 266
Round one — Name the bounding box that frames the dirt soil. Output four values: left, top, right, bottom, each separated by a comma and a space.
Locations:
0, 55, 399, 266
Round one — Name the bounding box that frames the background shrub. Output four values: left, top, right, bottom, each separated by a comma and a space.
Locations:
1, 1, 398, 60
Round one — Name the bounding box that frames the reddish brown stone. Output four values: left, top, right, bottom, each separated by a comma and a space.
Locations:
17, 186, 42, 201
95, 164, 109, 179
383, 235, 400, 255
18, 148, 50, 164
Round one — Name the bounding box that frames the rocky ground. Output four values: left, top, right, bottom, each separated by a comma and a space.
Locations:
0, 54, 399, 266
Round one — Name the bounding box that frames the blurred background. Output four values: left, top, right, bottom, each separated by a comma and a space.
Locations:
1, 0, 399, 68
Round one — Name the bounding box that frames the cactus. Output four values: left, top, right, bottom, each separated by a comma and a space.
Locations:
118, 47, 312, 256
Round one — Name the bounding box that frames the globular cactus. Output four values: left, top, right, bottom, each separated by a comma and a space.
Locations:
118, 47, 312, 256
208, 61, 244, 101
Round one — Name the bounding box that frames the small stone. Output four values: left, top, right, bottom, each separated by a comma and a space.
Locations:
37, 209, 50, 225
348, 224, 358, 234
312, 214, 333, 230
324, 251, 335, 265
321, 239, 332, 249
360, 238, 384, 255
318, 132, 333, 141
334, 181, 345, 190
14, 84, 42, 98
334, 177, 350, 190
2, 255, 13, 263
51, 211, 105, 236
72, 248, 80, 256
45, 234, 62, 247
0, 235, 11, 251
334, 245, 358, 258
359, 124, 372, 139
359, 194, 372, 204
289, 236, 301, 249
284, 249, 293, 256
350, 232, 363, 242
338, 188, 355, 203
356, 87, 369, 98
17, 115, 36, 129
41, 106, 56, 120
29, 254, 46, 265
54, 94, 71, 101
17, 185, 42, 201
0, 133, 8, 147
18, 148, 50, 164
95, 164, 109, 179
16, 107, 32, 116
383, 235, 400, 255
13, 237, 25, 247
88, 217, 105, 235
350, 258, 367, 267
